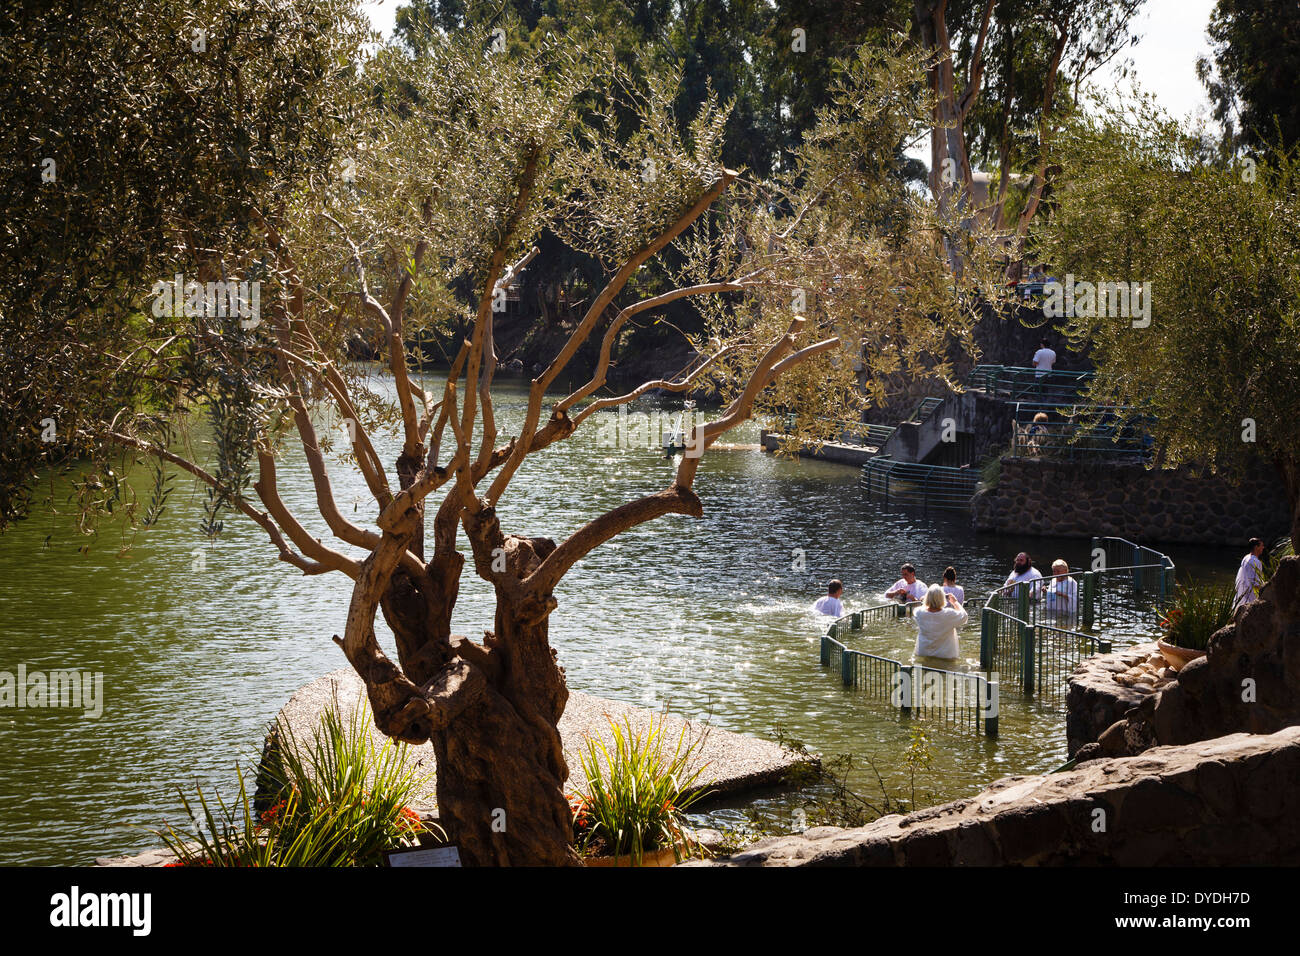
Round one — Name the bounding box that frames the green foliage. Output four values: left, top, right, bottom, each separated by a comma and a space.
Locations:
571, 714, 712, 864
0, 0, 372, 534
1197, 0, 1300, 154
1157, 581, 1237, 651
1031, 93, 1300, 528
153, 699, 436, 867
744, 725, 935, 836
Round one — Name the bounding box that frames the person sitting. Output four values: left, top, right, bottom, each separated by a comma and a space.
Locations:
885, 563, 927, 604
940, 566, 964, 604
1024, 412, 1049, 455
1234, 538, 1265, 607
1041, 559, 1078, 615
914, 584, 968, 662
813, 580, 845, 617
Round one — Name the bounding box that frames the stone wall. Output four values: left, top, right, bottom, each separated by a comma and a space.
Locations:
1065, 644, 1161, 757
690, 727, 1300, 866
1071, 557, 1300, 765
971, 456, 1290, 546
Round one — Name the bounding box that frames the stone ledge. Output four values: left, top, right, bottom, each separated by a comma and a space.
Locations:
687, 727, 1300, 866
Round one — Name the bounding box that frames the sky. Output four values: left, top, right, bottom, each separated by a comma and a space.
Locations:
358, 0, 1221, 153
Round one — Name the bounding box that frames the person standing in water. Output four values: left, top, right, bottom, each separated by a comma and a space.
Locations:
813, 580, 845, 617
885, 563, 927, 604
940, 567, 964, 604
914, 584, 968, 662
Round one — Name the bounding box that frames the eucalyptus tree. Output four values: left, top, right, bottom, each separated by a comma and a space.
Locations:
1031, 97, 1300, 541
14, 14, 998, 863
1197, 0, 1300, 156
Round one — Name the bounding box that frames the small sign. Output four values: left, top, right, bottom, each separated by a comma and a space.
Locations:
383, 845, 462, 868
379, 842, 462, 868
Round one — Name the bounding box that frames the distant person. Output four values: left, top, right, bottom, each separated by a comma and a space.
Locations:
1024, 411, 1049, 455
1032, 339, 1057, 378
940, 567, 964, 604
914, 584, 968, 661
885, 563, 928, 604
813, 580, 845, 617
1041, 559, 1078, 615
1005, 553, 1043, 600
1234, 538, 1266, 607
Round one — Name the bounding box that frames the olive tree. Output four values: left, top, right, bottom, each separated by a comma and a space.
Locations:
23, 16, 998, 864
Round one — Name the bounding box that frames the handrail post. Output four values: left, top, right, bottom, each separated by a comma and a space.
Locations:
1021, 622, 1035, 696
1082, 571, 1096, 630
984, 677, 999, 737
897, 664, 911, 715
841, 648, 854, 686
820, 634, 830, 666
980, 607, 994, 670
1016, 582, 1030, 629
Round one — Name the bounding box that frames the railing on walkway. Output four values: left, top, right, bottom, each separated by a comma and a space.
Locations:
779, 414, 896, 449
861, 458, 981, 512
1009, 417, 1153, 463
820, 610, 998, 737
967, 365, 1094, 404
979, 536, 1175, 698
903, 397, 944, 424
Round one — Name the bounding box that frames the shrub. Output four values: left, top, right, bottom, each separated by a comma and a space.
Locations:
570, 713, 712, 865
154, 697, 437, 867
1158, 581, 1237, 651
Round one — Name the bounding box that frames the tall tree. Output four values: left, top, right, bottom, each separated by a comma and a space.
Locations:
11, 19, 998, 863
1197, 0, 1300, 155
0, 0, 370, 530
1031, 97, 1300, 542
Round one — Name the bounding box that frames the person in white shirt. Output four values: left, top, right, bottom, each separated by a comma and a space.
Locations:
1041, 558, 1078, 615
914, 584, 968, 661
1234, 538, 1265, 607
1032, 338, 1056, 378
885, 563, 927, 604
1004, 552, 1043, 599
940, 566, 964, 604
813, 580, 845, 617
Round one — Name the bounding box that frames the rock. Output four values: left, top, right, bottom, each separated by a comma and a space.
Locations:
691, 729, 1300, 866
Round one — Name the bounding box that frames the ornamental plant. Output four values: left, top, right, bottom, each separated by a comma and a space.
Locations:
154, 698, 436, 867
1157, 581, 1237, 652
571, 714, 712, 866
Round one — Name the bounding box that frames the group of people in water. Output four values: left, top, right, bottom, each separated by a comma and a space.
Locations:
813, 552, 1079, 666
813, 536, 1274, 668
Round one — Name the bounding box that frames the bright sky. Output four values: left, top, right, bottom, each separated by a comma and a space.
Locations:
360, 0, 1221, 153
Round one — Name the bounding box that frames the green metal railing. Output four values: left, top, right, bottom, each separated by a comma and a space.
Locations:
967, 364, 1094, 404
821, 615, 998, 737
1009, 419, 1153, 463
979, 537, 1174, 698
861, 458, 980, 512
903, 397, 944, 424
778, 415, 896, 449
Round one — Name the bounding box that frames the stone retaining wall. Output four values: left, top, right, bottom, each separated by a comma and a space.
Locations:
971, 456, 1289, 546
1065, 643, 1159, 757
690, 727, 1300, 866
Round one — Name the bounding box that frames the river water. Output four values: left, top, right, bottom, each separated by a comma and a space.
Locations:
0, 371, 1237, 864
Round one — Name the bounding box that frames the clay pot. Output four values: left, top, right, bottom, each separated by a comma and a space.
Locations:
1157, 638, 1206, 672
582, 844, 683, 868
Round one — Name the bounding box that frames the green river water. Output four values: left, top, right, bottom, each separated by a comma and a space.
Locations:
0, 371, 1237, 865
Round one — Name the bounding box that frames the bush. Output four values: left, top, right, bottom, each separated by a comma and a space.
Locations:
1158, 581, 1237, 651
569, 714, 712, 865
153, 697, 437, 867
